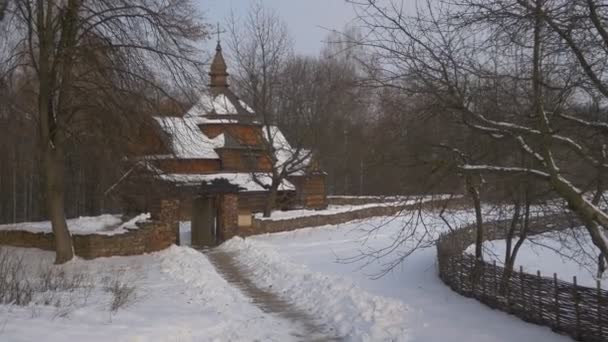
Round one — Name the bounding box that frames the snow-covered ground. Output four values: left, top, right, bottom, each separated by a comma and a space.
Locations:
2, 207, 575, 341
226, 210, 571, 341
0, 213, 150, 235
0, 245, 298, 341
465, 227, 607, 288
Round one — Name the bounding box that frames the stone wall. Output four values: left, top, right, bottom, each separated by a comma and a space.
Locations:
0, 200, 179, 259
326, 196, 394, 206
243, 198, 456, 237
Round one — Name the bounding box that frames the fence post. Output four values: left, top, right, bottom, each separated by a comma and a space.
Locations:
520, 265, 525, 312
537, 270, 543, 321
459, 257, 465, 294
472, 259, 477, 297
574, 276, 581, 340
598, 279, 603, 339
450, 257, 456, 288
554, 273, 560, 330
482, 261, 486, 300
493, 260, 498, 298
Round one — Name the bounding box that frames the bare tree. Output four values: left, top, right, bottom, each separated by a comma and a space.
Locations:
345, 0, 608, 268
225, 2, 320, 216
2, 0, 206, 263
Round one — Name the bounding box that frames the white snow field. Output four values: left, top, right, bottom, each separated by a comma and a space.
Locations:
223, 210, 572, 342
0, 245, 297, 342
465, 227, 608, 289
1, 208, 575, 341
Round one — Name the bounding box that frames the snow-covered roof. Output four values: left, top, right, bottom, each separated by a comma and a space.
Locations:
154, 116, 225, 159
185, 90, 254, 117
264, 126, 312, 175
158, 172, 295, 192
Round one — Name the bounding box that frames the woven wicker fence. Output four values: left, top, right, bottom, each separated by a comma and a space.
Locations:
437, 218, 608, 341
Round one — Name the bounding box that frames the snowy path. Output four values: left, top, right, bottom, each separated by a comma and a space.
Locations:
204, 248, 342, 341
222, 212, 574, 341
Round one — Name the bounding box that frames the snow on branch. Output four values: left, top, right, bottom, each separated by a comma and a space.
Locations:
459, 165, 551, 178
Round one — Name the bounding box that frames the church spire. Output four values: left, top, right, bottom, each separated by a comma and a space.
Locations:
209, 23, 228, 91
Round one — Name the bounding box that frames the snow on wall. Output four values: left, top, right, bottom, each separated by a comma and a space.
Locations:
0, 213, 150, 236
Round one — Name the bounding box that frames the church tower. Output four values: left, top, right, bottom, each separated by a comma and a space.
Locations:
209, 36, 229, 94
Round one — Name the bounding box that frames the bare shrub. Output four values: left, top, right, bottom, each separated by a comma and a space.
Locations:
102, 271, 137, 312
0, 249, 33, 305
0, 247, 93, 311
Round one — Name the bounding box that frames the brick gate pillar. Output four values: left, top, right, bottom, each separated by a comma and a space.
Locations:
159, 199, 180, 245
217, 193, 239, 241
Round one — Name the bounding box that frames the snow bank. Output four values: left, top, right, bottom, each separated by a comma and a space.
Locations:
221, 237, 410, 341
0, 213, 150, 236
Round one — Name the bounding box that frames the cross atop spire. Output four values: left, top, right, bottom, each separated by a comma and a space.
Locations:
213, 22, 226, 46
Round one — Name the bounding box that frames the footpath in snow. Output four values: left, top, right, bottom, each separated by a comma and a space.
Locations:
222, 209, 573, 342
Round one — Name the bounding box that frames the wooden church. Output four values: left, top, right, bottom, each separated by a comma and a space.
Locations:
124, 41, 327, 246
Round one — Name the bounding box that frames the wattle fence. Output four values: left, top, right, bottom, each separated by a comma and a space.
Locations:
437, 218, 608, 341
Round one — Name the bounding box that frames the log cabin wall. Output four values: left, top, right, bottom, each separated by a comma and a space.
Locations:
289, 174, 327, 209
216, 149, 272, 172
238, 191, 296, 213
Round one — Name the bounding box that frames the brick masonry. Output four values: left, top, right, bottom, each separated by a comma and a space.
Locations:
0, 200, 180, 259
217, 194, 239, 241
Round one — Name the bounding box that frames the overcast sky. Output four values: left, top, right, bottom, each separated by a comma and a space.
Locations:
197, 0, 358, 56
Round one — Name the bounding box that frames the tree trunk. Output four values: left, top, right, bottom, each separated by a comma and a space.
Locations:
466, 175, 483, 260
263, 180, 280, 218
36, 0, 74, 264
44, 147, 73, 264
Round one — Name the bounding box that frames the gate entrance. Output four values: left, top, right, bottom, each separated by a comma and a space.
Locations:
191, 196, 217, 247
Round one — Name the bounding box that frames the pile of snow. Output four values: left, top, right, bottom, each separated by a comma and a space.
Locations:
465, 227, 608, 288
0, 213, 150, 236
221, 237, 410, 341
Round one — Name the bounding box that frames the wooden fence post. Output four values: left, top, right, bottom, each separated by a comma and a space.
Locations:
520, 266, 525, 312
537, 270, 543, 321
554, 273, 560, 329
553, 273, 560, 329
482, 261, 486, 299
459, 257, 464, 294
493, 260, 498, 298
573, 276, 581, 340
598, 279, 603, 339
